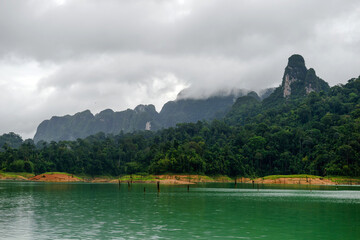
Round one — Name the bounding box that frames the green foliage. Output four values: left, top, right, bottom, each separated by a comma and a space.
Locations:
0, 132, 23, 150
0, 170, 34, 179
1, 76, 360, 178
7, 160, 26, 172
34, 94, 242, 143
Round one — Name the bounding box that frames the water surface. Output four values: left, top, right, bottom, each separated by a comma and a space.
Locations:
1, 182, 359, 239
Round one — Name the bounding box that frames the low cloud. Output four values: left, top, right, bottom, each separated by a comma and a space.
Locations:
0, 0, 359, 138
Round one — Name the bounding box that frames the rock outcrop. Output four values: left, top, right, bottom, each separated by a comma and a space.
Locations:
34, 54, 322, 143
281, 54, 329, 98
263, 54, 330, 106
33, 92, 248, 142
34, 105, 158, 143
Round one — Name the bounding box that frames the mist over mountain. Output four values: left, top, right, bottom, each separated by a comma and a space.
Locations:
176, 87, 248, 100
33, 89, 252, 143
4, 53, 360, 179
33, 54, 330, 143
34, 105, 158, 143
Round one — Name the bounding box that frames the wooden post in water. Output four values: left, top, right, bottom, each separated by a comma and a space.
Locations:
118, 179, 121, 188
144, 187, 146, 193
187, 185, 190, 192
252, 180, 255, 188
157, 181, 160, 193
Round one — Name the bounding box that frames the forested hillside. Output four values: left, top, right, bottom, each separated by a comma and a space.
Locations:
33, 91, 249, 143
1, 74, 359, 177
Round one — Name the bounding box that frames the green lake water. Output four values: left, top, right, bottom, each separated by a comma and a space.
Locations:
0, 182, 359, 239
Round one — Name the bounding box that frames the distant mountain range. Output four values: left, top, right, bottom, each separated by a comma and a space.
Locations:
33, 54, 329, 143
34, 90, 251, 143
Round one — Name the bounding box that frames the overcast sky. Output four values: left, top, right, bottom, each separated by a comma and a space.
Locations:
0, 0, 359, 139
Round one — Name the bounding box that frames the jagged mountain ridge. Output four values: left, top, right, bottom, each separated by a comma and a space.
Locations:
32, 88, 274, 143
34, 54, 327, 143
34, 105, 158, 143
158, 94, 241, 129
34, 90, 255, 143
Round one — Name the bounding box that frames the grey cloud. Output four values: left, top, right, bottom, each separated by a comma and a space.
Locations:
0, 0, 360, 138
39, 52, 281, 98
0, 0, 358, 60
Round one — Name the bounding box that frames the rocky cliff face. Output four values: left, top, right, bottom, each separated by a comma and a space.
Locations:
281, 54, 329, 98
157, 93, 244, 129
263, 54, 330, 107
36, 54, 324, 143
33, 93, 247, 142
34, 105, 158, 143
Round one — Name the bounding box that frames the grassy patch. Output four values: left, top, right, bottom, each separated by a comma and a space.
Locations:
326, 176, 360, 183
262, 174, 322, 180
75, 174, 118, 180
211, 175, 233, 182
0, 171, 34, 179
90, 175, 117, 180
119, 174, 160, 182
262, 175, 360, 184
196, 175, 214, 181
121, 174, 236, 182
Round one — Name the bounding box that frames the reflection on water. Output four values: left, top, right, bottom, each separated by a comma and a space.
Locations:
0, 182, 359, 240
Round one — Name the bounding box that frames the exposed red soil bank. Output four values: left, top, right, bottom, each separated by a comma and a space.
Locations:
9, 173, 360, 185
29, 173, 82, 182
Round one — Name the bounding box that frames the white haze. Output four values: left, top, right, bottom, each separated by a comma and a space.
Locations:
0, 0, 359, 138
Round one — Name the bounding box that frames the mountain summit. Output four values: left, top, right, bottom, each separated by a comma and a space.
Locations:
33, 91, 248, 143
33, 54, 327, 143
282, 54, 329, 98
264, 54, 330, 105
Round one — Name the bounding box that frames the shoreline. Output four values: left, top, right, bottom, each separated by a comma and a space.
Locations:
1, 172, 360, 186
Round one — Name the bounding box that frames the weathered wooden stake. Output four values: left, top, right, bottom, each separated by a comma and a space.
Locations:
252, 180, 255, 188
118, 179, 121, 188
157, 181, 160, 193
187, 185, 190, 192
144, 187, 146, 193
